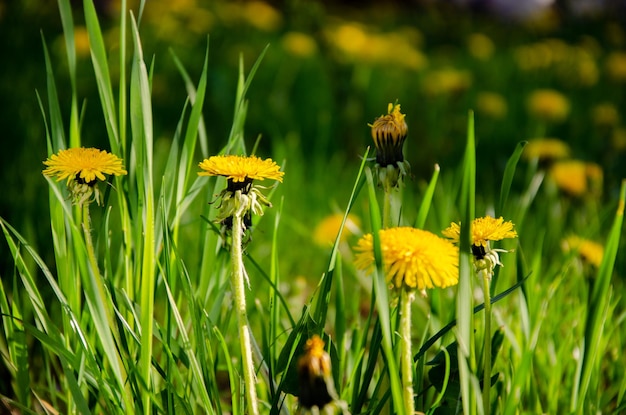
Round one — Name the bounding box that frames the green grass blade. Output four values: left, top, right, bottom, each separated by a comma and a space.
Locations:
575, 179, 626, 413
415, 163, 440, 229
498, 141, 527, 217
83, 0, 120, 151
457, 110, 477, 415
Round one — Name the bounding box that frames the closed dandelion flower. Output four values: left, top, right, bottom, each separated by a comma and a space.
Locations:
198, 154, 284, 229
370, 103, 410, 189
297, 335, 336, 411
43, 147, 127, 206
442, 216, 517, 274
562, 235, 604, 268
354, 227, 459, 292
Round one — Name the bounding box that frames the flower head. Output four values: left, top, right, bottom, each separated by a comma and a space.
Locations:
313, 213, 361, 247
43, 147, 127, 206
562, 235, 604, 268
354, 227, 459, 292
526, 89, 570, 122
549, 160, 603, 198
442, 216, 517, 274
523, 138, 571, 164
370, 103, 408, 167
297, 335, 338, 411
198, 154, 284, 232
198, 154, 284, 184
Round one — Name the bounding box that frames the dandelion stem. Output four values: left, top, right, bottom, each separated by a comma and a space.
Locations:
400, 287, 415, 415
383, 186, 393, 228
231, 206, 260, 415
481, 269, 493, 415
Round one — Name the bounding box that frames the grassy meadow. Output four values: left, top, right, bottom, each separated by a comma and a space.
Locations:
0, 1, 625, 414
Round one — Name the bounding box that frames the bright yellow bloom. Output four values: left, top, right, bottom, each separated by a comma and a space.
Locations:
313, 213, 361, 247
43, 147, 127, 184
562, 236, 604, 268
442, 216, 517, 248
549, 160, 603, 198
354, 227, 459, 291
523, 138, 571, 162
526, 89, 570, 122
198, 155, 284, 183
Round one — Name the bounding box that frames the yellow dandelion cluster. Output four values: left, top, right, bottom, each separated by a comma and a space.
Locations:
562, 236, 604, 268
354, 227, 459, 291
442, 216, 517, 248
198, 154, 284, 183
43, 147, 127, 184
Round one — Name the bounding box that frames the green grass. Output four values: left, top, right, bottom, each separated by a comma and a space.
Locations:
1, 1, 625, 414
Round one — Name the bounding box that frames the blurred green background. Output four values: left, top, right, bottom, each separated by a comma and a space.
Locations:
1, 0, 625, 277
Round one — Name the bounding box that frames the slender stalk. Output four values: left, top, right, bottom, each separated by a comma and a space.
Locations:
383, 185, 393, 229
231, 204, 260, 415
481, 269, 493, 415
400, 288, 415, 415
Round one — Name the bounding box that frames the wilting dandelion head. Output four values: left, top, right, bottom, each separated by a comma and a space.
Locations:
43, 147, 127, 206
562, 235, 604, 268
297, 335, 338, 411
354, 227, 459, 292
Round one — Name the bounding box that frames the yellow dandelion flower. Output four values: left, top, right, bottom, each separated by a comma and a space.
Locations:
591, 103, 620, 127
241, 1, 282, 32
354, 227, 459, 291
562, 235, 604, 268
313, 213, 361, 247
297, 335, 339, 411
422, 68, 472, 96
281, 31, 318, 58
526, 89, 570, 122
549, 160, 588, 197
43, 147, 127, 206
606, 52, 626, 82
370, 103, 408, 167
442, 216, 517, 249
43, 147, 127, 184
475, 92, 507, 119
467, 33, 495, 60
198, 154, 284, 183
523, 138, 571, 162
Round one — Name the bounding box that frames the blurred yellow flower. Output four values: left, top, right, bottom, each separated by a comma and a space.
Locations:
198, 155, 284, 183
527, 89, 570, 122
562, 236, 604, 268
549, 160, 603, 197
591, 103, 620, 127
74, 26, 90, 58
241, 1, 282, 32
467, 33, 494, 60
606, 52, 626, 82
475, 92, 507, 119
354, 227, 459, 291
423, 69, 472, 96
281, 31, 318, 58
313, 213, 361, 247
442, 216, 517, 249
612, 128, 626, 151
297, 335, 342, 411
523, 138, 571, 162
